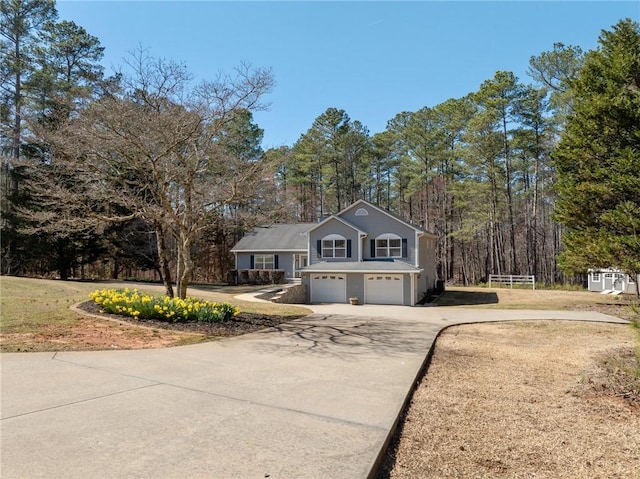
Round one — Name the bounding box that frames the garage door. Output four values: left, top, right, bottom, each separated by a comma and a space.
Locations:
311, 274, 346, 303
365, 274, 404, 305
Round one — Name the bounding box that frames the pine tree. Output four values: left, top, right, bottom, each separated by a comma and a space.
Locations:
554, 19, 640, 293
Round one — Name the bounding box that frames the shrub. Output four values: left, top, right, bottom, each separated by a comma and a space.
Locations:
235, 269, 286, 285
247, 270, 260, 284
89, 288, 240, 323
258, 269, 270, 284
238, 270, 249, 284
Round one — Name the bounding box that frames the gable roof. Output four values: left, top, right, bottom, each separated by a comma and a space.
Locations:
231, 223, 314, 252
305, 214, 368, 235
340, 199, 436, 236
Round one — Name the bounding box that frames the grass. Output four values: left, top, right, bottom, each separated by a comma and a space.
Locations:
379, 321, 640, 478
435, 285, 627, 309
437, 285, 640, 379
474, 281, 587, 291
0, 276, 310, 352
381, 287, 640, 478
1, 277, 98, 329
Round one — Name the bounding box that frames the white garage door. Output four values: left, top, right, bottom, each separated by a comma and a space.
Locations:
311, 274, 346, 303
365, 274, 404, 305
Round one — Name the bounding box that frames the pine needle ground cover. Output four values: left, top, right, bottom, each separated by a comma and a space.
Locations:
380, 321, 640, 479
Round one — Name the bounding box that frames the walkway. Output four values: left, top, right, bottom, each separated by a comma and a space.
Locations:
0, 303, 626, 478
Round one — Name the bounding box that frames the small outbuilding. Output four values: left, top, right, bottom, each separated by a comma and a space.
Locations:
587, 269, 639, 294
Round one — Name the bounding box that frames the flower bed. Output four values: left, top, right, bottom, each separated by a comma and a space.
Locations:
89, 288, 239, 323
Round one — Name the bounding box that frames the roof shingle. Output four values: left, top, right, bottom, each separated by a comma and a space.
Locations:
231, 223, 314, 252
302, 260, 422, 273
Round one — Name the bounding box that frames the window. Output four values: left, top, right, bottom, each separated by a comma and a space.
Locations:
375, 234, 402, 258
355, 208, 369, 216
254, 254, 274, 269
322, 235, 346, 258
592, 272, 601, 282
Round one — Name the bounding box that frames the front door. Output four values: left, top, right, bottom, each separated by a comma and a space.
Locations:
294, 255, 308, 278
604, 273, 625, 291
612, 274, 625, 291
603, 273, 614, 290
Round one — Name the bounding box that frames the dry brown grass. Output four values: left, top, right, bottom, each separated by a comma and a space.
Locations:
436, 286, 624, 309
380, 321, 640, 479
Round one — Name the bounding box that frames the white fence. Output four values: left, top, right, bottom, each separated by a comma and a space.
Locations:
488, 274, 535, 290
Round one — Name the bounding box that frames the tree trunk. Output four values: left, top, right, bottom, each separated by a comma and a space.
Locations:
502, 116, 517, 274
176, 230, 194, 299
56, 239, 70, 281
155, 223, 174, 298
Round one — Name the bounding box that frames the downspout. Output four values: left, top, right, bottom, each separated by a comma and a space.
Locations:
415, 231, 422, 268
359, 233, 367, 262
411, 273, 416, 305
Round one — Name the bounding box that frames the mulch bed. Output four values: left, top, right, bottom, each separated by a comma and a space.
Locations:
78, 300, 303, 338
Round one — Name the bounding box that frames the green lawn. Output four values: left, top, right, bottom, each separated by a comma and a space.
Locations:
0, 276, 310, 352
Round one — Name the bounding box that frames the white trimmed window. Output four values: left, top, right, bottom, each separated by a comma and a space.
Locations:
592, 272, 601, 282
322, 234, 346, 258
376, 233, 402, 258
254, 254, 274, 269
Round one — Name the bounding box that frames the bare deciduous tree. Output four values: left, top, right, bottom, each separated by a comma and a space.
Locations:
23, 51, 277, 298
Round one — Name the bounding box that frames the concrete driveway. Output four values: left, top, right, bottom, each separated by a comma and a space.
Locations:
0, 303, 626, 479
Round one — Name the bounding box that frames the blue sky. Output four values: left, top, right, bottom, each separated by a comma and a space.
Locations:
56, 1, 639, 149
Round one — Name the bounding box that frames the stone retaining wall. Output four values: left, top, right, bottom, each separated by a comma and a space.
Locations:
271, 284, 307, 304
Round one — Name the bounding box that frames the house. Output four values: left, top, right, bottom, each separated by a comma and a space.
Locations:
587, 269, 639, 294
231, 223, 315, 280
231, 200, 438, 305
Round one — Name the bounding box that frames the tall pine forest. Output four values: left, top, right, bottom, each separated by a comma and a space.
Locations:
1, 2, 638, 292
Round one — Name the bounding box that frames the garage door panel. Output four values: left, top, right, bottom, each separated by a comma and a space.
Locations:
365, 274, 403, 305
311, 274, 346, 303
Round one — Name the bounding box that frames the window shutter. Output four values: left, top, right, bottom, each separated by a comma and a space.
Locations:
274, 255, 279, 269
370, 239, 376, 258
402, 239, 408, 258
317, 239, 322, 258
250, 255, 255, 269
346, 240, 352, 258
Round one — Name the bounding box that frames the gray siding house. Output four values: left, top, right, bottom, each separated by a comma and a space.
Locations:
231, 200, 438, 306
305, 200, 436, 305
231, 223, 314, 280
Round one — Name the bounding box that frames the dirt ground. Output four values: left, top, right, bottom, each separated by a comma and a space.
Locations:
379, 321, 640, 479
0, 319, 191, 352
